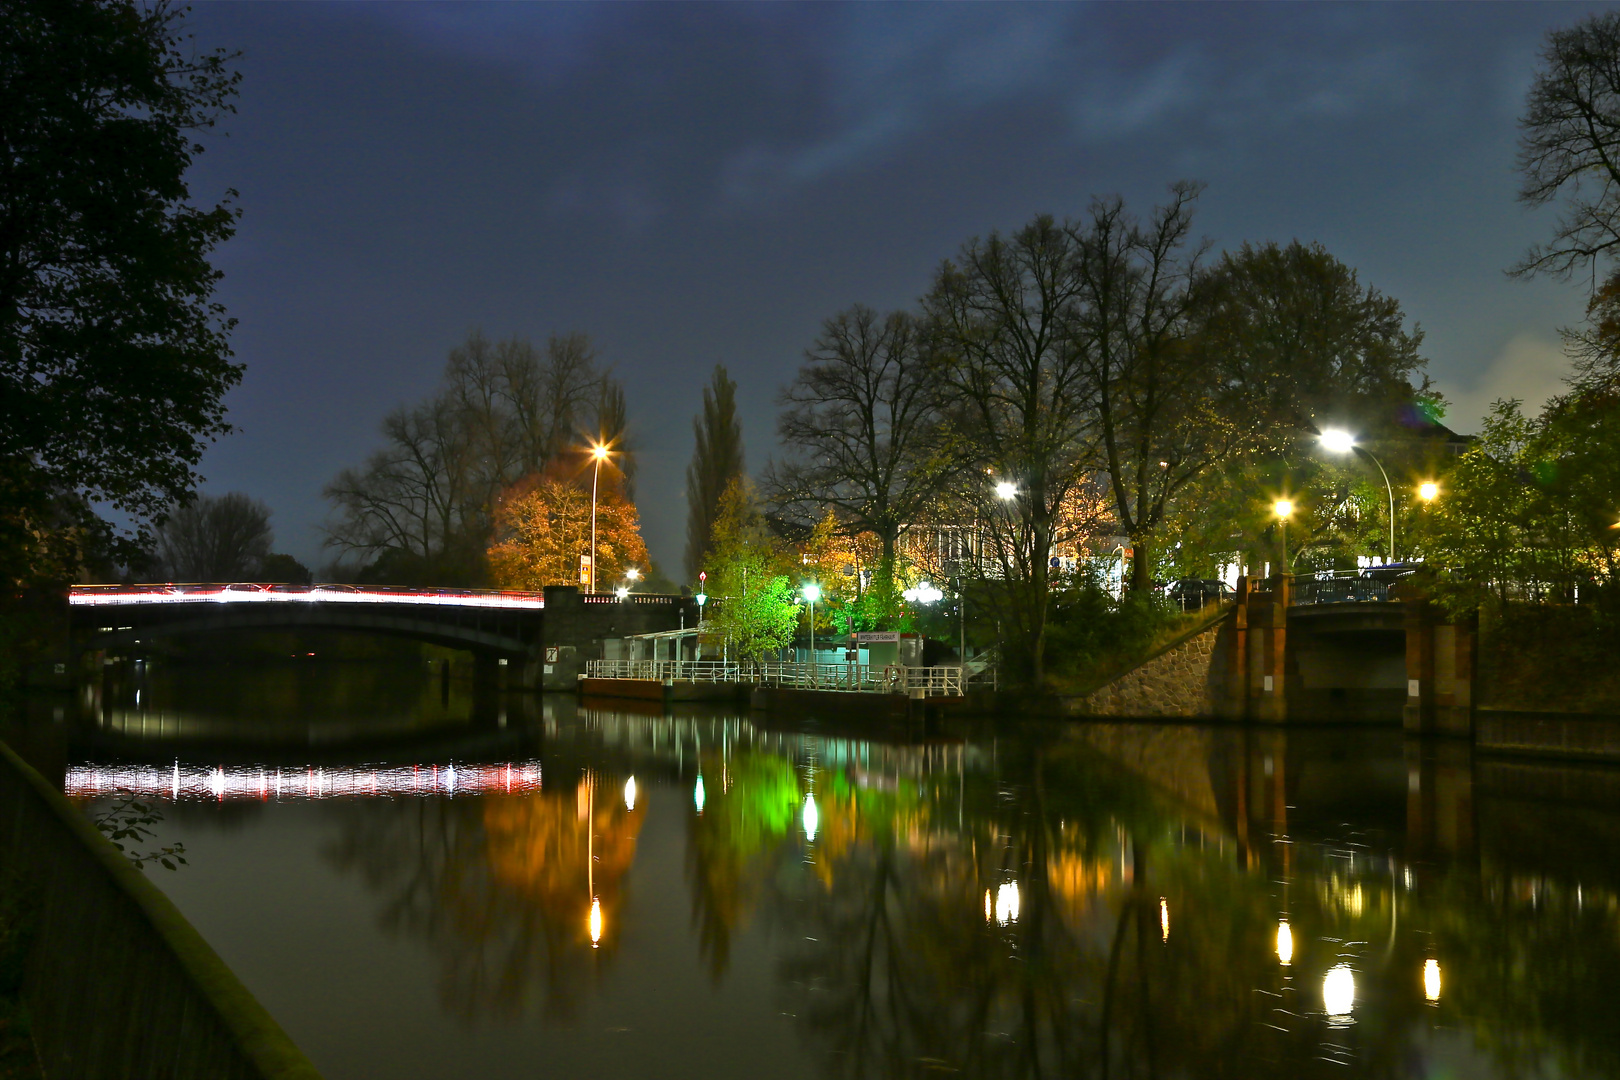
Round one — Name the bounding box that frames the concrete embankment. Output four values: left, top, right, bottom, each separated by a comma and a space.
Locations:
0, 739, 321, 1080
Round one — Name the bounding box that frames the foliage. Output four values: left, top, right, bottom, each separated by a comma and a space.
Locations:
1414, 390, 1620, 614
1041, 568, 1182, 691
684, 364, 746, 582
152, 491, 272, 581
0, 0, 243, 587
91, 796, 188, 872
486, 471, 649, 590
324, 330, 624, 586
700, 479, 801, 663
258, 552, 312, 584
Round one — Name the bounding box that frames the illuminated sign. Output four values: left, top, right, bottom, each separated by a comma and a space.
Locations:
68, 585, 545, 611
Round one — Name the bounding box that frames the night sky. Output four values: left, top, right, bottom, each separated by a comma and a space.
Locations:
178, 2, 1605, 576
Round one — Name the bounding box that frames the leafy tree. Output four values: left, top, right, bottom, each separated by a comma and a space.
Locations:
768, 306, 950, 605
486, 470, 649, 591
258, 552, 312, 584
152, 491, 272, 581
0, 0, 243, 586
700, 479, 800, 665
684, 365, 745, 581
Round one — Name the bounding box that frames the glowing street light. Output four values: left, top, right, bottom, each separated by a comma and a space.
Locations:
625, 567, 640, 581
624, 775, 637, 811
1276, 920, 1294, 966
802, 583, 821, 676
903, 582, 944, 605
802, 793, 819, 842
1419, 481, 1439, 503
1320, 428, 1397, 563
1159, 898, 1169, 942
995, 481, 1018, 500
614, 586, 629, 600
588, 442, 611, 592
589, 897, 603, 948
1273, 499, 1294, 575
693, 773, 705, 814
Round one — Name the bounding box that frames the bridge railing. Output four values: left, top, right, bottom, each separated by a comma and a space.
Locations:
1291, 573, 1396, 606
584, 659, 967, 696
69, 583, 547, 610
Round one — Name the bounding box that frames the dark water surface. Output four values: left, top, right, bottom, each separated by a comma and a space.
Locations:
35, 660, 1620, 1079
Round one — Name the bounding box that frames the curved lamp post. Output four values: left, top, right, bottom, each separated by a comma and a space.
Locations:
589, 443, 610, 592
1320, 429, 1396, 564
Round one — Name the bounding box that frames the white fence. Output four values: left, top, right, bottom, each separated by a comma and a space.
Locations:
584, 659, 976, 697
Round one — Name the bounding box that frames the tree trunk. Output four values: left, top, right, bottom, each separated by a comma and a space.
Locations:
1130, 535, 1154, 595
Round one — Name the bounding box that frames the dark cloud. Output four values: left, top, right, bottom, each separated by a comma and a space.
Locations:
177, 1, 1606, 573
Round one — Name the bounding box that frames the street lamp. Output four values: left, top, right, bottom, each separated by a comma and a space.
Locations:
1320, 429, 1397, 564
1273, 499, 1293, 575
995, 481, 1017, 500
1418, 481, 1439, 503
589, 442, 610, 592
802, 583, 822, 672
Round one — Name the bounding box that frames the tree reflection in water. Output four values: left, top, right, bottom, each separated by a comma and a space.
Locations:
314, 711, 1620, 1078
324, 772, 643, 1020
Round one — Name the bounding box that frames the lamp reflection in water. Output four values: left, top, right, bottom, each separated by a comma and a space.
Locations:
802, 793, 819, 842
1159, 898, 1169, 942
984, 882, 1021, 926
1276, 920, 1294, 966
623, 776, 637, 812
1424, 958, 1441, 1003
589, 897, 603, 949
693, 774, 705, 814
1323, 964, 1356, 1021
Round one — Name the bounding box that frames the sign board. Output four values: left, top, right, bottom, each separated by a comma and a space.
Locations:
545, 646, 560, 663
856, 632, 901, 643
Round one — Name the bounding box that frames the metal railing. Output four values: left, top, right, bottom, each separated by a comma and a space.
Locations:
584, 659, 972, 697
1291, 573, 1396, 606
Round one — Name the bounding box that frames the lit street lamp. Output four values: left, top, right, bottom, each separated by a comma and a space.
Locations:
589, 442, 610, 592
995, 480, 1017, 500
1419, 481, 1439, 503
802, 582, 822, 675
1320, 429, 1397, 564
1273, 499, 1293, 575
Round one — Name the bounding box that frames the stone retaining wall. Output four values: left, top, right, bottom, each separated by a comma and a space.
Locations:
1083, 618, 1228, 718
0, 740, 320, 1080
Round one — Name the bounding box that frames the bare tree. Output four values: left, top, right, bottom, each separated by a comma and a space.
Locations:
924, 216, 1097, 682
154, 492, 272, 582
323, 330, 618, 584
1515, 11, 1620, 281
1071, 183, 1221, 592
767, 306, 950, 592
684, 365, 746, 582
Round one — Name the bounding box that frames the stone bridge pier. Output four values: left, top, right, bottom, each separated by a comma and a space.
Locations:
1083, 574, 1477, 730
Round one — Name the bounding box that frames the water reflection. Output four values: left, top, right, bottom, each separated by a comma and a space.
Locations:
44, 676, 1620, 1079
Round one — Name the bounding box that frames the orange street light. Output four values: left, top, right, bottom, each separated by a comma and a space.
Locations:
1419, 481, 1439, 502
588, 442, 612, 591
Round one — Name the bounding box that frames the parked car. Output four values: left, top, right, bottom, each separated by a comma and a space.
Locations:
1165, 578, 1232, 611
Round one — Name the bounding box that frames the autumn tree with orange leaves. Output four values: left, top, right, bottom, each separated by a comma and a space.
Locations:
487, 468, 649, 591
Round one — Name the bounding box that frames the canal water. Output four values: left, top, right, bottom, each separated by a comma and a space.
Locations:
30, 659, 1620, 1078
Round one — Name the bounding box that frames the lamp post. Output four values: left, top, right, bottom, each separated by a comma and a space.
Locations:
1320, 429, 1396, 564
589, 443, 610, 592
802, 583, 822, 678
1273, 499, 1293, 575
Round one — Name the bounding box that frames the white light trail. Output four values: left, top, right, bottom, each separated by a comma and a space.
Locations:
68, 585, 545, 610
66, 760, 544, 801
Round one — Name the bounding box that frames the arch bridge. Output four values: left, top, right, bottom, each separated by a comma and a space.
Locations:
69, 583, 545, 659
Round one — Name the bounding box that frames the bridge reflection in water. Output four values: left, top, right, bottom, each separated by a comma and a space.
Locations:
54, 691, 1620, 1080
